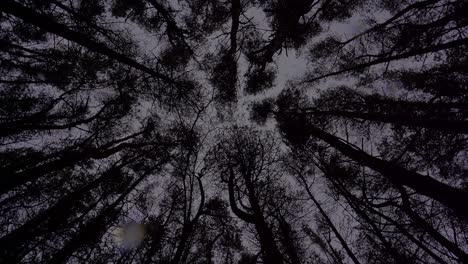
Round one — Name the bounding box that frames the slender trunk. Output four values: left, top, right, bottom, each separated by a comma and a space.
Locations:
243, 175, 284, 264
48, 167, 154, 263
307, 109, 468, 134
227, 168, 255, 223
171, 176, 205, 264
324, 236, 345, 264
330, 178, 411, 263
302, 226, 344, 264
0, 103, 110, 137
361, 99, 468, 113
253, 216, 284, 264
306, 37, 468, 83
0, 0, 176, 84
226, 167, 283, 264
0, 79, 61, 84
0, 169, 114, 261
397, 188, 468, 262
363, 201, 449, 264
229, 0, 241, 55
339, 0, 441, 46
0, 160, 131, 257
0, 139, 146, 194
169, 212, 199, 264
277, 216, 301, 264
297, 174, 361, 264
306, 123, 468, 221
170, 227, 190, 264
49, 207, 121, 264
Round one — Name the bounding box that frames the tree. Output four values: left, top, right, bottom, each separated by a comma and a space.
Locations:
305, 0, 468, 83
209, 127, 306, 264
279, 108, 468, 221
2, 0, 468, 263
283, 150, 362, 264
0, 0, 177, 84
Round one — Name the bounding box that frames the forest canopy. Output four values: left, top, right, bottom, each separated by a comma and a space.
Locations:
1, 0, 467, 263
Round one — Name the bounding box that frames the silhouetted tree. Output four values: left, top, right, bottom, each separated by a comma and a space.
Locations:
209, 127, 307, 264
2, 0, 468, 263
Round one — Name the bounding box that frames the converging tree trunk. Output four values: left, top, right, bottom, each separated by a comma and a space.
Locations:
0, 0, 177, 84
304, 122, 468, 221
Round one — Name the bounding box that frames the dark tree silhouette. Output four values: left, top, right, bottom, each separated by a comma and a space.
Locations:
2, 0, 467, 263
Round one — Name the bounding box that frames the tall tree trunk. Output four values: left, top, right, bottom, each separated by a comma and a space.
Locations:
0, 135, 146, 194
0, 162, 129, 262
227, 168, 284, 264
0, 97, 117, 138
0, 0, 177, 84
296, 173, 361, 264
171, 175, 204, 264
244, 175, 284, 264
302, 226, 344, 264
305, 123, 468, 221
362, 200, 451, 264
306, 37, 468, 83
48, 167, 155, 263
170, 227, 190, 264
338, 0, 441, 46
307, 109, 468, 134
329, 177, 412, 263
397, 187, 468, 262
277, 215, 302, 264
229, 0, 241, 55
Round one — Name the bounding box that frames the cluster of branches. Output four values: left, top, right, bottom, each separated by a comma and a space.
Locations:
1, 0, 467, 264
